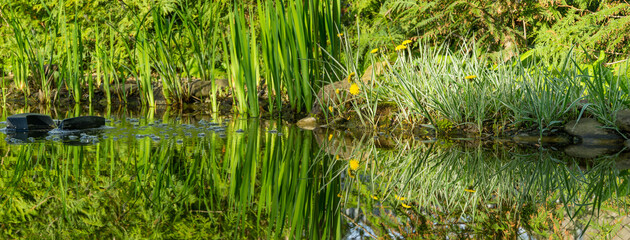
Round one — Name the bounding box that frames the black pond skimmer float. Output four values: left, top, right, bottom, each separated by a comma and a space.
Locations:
3, 113, 106, 144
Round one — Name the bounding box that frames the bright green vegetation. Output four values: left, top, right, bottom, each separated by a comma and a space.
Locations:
0, 113, 342, 239
1, 108, 629, 238
0, 0, 341, 117
340, 137, 630, 238
345, 42, 629, 135
1, 1, 628, 122
1, 1, 629, 238
343, 1, 630, 66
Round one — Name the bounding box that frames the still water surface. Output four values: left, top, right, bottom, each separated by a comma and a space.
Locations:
0, 107, 629, 239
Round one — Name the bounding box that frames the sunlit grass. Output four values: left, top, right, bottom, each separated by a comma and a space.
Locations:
379, 42, 629, 135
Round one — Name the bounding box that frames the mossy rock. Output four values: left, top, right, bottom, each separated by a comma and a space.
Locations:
616, 109, 630, 132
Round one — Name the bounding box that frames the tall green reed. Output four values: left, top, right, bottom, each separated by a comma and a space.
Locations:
178, 1, 221, 111
228, 4, 260, 116
137, 29, 154, 107
2, 71, 6, 106
4, 6, 57, 103
257, 0, 341, 113
9, 54, 29, 99
93, 24, 110, 104
64, 3, 84, 104
150, 8, 192, 105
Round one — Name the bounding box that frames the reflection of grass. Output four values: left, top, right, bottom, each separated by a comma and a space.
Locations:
0, 117, 341, 239
334, 139, 630, 238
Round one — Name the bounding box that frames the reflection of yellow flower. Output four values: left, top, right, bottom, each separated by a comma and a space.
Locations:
370, 48, 379, 54
337, 33, 344, 37
395, 194, 406, 201
328, 134, 333, 141
401, 203, 412, 209
328, 106, 333, 113
335, 88, 340, 94
464, 189, 476, 193
465, 75, 477, 80
395, 45, 407, 51
349, 159, 359, 170
402, 40, 412, 45
349, 84, 360, 95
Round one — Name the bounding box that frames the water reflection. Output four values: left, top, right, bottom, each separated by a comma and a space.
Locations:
0, 107, 341, 239
324, 133, 630, 239
0, 106, 629, 239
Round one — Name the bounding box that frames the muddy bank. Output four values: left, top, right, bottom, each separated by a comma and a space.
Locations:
1, 76, 310, 122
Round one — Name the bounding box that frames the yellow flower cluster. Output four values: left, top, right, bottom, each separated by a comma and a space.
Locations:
395, 45, 407, 51
349, 159, 360, 171
395, 194, 413, 209
349, 83, 360, 95
395, 194, 406, 201
337, 33, 344, 37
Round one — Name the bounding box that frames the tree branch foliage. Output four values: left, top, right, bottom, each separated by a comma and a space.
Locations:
343, 0, 629, 63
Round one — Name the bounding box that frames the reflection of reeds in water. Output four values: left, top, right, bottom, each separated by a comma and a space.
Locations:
332, 139, 630, 238
0, 117, 341, 239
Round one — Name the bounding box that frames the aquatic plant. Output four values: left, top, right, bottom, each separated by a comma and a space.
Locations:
227, 4, 260, 117
258, 0, 342, 114
178, 0, 222, 111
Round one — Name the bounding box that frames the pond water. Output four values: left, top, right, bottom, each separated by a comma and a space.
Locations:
1, 106, 629, 239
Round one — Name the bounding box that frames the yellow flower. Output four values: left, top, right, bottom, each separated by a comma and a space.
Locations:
337, 193, 342, 197
349, 83, 360, 95
347, 72, 356, 82
370, 48, 379, 54
335, 88, 340, 94
465, 75, 477, 80
328, 106, 333, 113
328, 134, 333, 141
335, 155, 340, 160
401, 203, 412, 209
395, 194, 406, 201
337, 33, 344, 37
464, 189, 476, 193
371, 195, 379, 200
349, 159, 359, 171
395, 45, 407, 51
402, 40, 412, 45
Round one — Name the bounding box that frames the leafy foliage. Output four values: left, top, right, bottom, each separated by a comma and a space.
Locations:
342, 0, 629, 64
